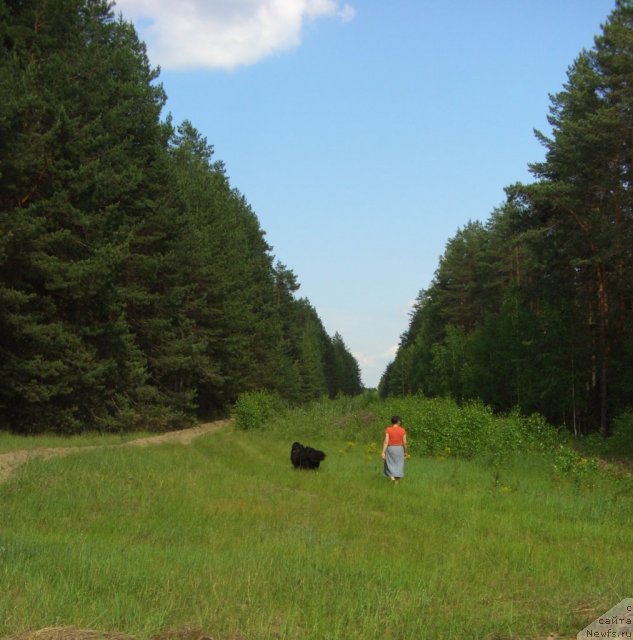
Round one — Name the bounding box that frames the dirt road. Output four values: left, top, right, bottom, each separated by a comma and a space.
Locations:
0, 420, 230, 485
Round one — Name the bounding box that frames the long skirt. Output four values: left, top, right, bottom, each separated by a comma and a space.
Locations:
384, 445, 405, 478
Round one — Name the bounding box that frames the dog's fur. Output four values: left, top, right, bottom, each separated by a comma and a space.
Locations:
290, 441, 326, 470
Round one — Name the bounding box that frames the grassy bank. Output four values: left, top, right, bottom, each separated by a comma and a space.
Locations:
0, 400, 631, 639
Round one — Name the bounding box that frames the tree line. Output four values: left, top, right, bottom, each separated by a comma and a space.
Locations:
0, 0, 362, 434
380, 0, 633, 437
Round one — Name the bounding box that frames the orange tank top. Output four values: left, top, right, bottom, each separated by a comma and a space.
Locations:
385, 425, 406, 446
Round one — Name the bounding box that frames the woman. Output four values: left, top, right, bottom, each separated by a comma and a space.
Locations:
382, 415, 408, 483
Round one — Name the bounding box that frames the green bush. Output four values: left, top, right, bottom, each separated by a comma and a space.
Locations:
244, 392, 378, 439
232, 391, 287, 430
375, 396, 561, 463
243, 392, 564, 467
552, 444, 599, 484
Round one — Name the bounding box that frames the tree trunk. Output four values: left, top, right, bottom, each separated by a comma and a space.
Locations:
596, 263, 609, 437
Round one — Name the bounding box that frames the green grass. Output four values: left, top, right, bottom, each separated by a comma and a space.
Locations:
0, 430, 153, 454
0, 422, 631, 639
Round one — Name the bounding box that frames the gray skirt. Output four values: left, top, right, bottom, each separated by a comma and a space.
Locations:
384, 445, 405, 478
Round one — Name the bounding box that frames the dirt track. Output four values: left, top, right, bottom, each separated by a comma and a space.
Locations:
0, 420, 230, 485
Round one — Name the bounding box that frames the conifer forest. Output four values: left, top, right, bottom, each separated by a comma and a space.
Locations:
380, 1, 633, 439
2, 0, 633, 441
0, 0, 362, 433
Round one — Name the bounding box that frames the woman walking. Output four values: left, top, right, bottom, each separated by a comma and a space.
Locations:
382, 415, 408, 483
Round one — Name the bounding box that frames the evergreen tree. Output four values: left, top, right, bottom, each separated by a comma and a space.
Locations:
382, 2, 633, 436
326, 332, 363, 397
523, 0, 633, 434
0, 0, 165, 431
0, 0, 364, 432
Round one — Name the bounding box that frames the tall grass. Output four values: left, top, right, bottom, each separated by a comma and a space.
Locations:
0, 397, 631, 639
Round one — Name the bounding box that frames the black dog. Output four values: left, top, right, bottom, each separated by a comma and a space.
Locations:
290, 441, 326, 470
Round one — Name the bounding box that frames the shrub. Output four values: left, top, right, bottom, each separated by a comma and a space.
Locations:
552, 444, 598, 484
375, 396, 561, 464
241, 392, 563, 466
232, 391, 286, 430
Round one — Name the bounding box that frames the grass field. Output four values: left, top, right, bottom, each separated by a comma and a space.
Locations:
0, 430, 153, 454
0, 414, 631, 639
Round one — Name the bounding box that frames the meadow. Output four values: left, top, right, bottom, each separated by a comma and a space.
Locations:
0, 395, 631, 639
0, 430, 153, 454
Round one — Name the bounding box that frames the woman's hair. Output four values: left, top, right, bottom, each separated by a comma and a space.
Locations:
391, 415, 401, 425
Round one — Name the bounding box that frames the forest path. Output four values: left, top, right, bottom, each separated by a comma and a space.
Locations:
0, 419, 230, 485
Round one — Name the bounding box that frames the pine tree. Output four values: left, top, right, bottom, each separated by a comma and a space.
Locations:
0, 0, 364, 432
326, 332, 363, 397
0, 0, 165, 431
524, 0, 633, 434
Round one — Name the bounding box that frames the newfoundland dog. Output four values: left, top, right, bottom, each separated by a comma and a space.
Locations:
290, 441, 326, 470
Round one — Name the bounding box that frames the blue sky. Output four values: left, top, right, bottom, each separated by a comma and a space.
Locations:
115, 0, 615, 388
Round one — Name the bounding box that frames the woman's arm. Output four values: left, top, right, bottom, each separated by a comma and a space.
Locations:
381, 432, 389, 459
403, 433, 408, 456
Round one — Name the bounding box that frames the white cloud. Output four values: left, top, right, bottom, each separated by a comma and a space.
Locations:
401, 297, 416, 317
353, 344, 398, 370
382, 344, 399, 359
114, 0, 356, 70
353, 351, 377, 369
352, 344, 399, 388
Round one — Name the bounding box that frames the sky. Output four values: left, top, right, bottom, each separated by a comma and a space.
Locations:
113, 0, 616, 389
